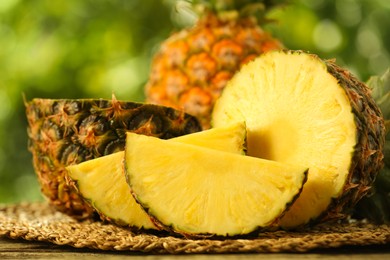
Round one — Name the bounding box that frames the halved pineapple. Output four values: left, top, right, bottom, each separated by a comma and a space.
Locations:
124, 132, 308, 236
212, 50, 385, 228
66, 122, 246, 229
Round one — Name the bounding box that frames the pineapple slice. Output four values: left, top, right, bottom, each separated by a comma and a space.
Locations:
212, 50, 385, 228
124, 132, 308, 236
66, 122, 246, 229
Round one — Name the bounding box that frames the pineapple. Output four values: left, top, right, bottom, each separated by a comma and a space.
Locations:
124, 132, 308, 237
212, 50, 386, 228
145, 0, 284, 129
25, 96, 201, 219
66, 122, 247, 229
353, 69, 390, 224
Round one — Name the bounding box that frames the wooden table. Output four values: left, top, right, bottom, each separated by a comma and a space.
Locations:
1, 236, 390, 259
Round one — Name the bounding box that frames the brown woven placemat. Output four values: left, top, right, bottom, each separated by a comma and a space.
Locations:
0, 202, 389, 254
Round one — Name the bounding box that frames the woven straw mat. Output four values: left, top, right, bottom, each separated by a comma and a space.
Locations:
0, 202, 389, 254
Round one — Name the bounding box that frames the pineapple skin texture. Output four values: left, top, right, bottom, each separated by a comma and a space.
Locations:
318, 60, 386, 223
354, 69, 390, 224
145, 13, 283, 129
25, 97, 201, 219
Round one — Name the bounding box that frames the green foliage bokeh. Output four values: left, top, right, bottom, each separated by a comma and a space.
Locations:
0, 0, 389, 203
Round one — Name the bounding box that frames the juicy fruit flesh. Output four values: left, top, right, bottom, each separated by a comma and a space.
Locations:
212, 51, 357, 227
125, 133, 308, 236
173, 121, 246, 154
67, 152, 156, 229
66, 123, 247, 229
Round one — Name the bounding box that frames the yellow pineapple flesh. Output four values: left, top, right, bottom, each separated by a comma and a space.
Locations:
145, 1, 284, 129
172, 121, 246, 153
212, 50, 385, 228
66, 123, 247, 229
124, 132, 308, 237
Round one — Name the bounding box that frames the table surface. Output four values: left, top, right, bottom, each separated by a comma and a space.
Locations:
1, 236, 390, 260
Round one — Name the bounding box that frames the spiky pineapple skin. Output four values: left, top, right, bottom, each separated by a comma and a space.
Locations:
353, 69, 390, 224
26, 98, 201, 219
145, 13, 283, 129
318, 60, 386, 223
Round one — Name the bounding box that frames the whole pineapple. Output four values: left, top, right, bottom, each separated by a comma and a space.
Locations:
353, 69, 390, 224
25, 96, 201, 219
145, 0, 285, 129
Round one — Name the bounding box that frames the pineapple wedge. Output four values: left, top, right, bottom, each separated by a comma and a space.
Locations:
125, 132, 308, 236
66, 122, 246, 229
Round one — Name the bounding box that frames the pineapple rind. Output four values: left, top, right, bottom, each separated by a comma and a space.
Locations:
124, 132, 308, 237
26, 97, 201, 219
318, 60, 385, 223
353, 69, 390, 224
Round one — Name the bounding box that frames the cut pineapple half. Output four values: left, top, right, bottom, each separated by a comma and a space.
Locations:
124, 132, 308, 236
212, 50, 385, 228
66, 122, 247, 229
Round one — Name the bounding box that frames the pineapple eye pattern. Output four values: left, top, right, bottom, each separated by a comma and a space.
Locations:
40, 120, 63, 143
127, 108, 166, 135
212, 39, 243, 69
103, 139, 126, 155
52, 100, 82, 116
60, 143, 89, 165
63, 101, 82, 115
79, 115, 109, 135
186, 53, 217, 84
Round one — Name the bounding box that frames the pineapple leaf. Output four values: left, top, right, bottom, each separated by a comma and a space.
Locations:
367, 68, 390, 120
378, 94, 390, 120
367, 69, 390, 99
386, 120, 390, 137
190, 0, 288, 20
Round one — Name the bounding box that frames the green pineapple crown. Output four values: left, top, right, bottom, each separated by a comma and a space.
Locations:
191, 0, 287, 12
367, 68, 389, 180
357, 68, 390, 224
183, 0, 288, 22
367, 68, 390, 134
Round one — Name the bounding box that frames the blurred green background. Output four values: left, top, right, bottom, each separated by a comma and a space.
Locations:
0, 0, 389, 203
